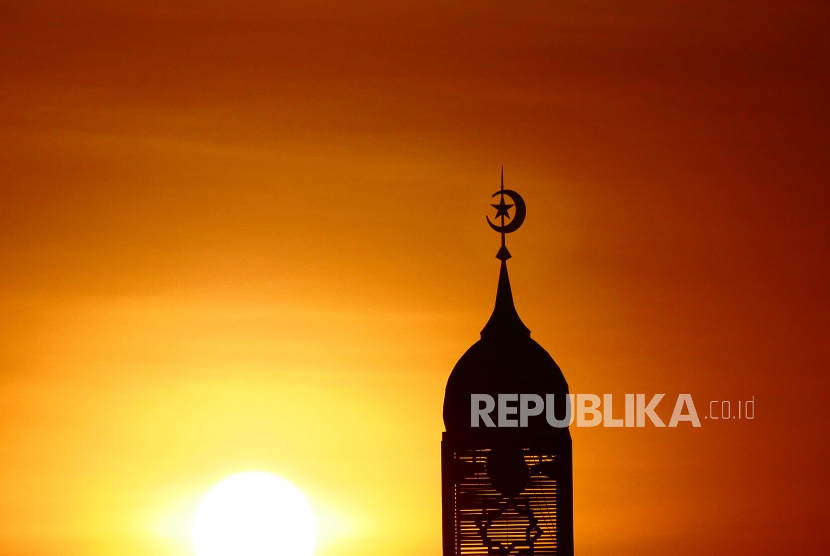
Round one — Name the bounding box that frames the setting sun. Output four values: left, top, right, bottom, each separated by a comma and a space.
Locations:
192, 473, 317, 556
0, 2, 826, 555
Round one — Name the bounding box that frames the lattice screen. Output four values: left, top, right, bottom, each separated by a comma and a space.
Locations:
448, 447, 560, 556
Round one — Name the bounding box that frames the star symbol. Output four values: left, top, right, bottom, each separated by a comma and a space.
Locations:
491, 196, 514, 219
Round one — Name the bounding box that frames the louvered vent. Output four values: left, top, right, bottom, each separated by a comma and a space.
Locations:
448, 446, 560, 556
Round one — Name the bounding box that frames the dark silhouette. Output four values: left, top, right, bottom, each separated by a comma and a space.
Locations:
442, 174, 574, 556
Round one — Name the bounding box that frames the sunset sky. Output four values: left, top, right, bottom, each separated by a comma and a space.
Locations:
1, 1, 828, 555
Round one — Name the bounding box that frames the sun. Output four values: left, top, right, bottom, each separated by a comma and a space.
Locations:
192, 472, 317, 556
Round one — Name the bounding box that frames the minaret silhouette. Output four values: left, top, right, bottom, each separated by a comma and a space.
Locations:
442, 182, 574, 556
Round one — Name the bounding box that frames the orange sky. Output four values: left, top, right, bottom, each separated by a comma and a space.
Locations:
1, 1, 828, 555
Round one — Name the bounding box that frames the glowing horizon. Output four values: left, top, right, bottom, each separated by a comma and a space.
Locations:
1, 2, 827, 556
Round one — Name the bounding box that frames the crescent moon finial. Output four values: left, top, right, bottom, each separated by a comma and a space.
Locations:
485, 168, 526, 261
